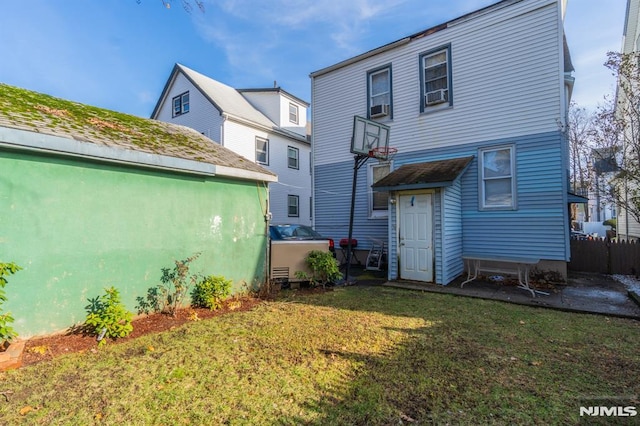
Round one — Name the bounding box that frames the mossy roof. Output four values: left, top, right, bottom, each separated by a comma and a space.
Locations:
0, 83, 275, 177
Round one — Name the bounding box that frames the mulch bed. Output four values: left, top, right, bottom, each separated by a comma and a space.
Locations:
21, 298, 264, 367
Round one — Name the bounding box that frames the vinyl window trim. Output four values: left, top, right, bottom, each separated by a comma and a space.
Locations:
366, 64, 393, 119
287, 194, 300, 217
287, 146, 299, 169
368, 161, 392, 219
478, 145, 517, 211
255, 137, 269, 165
289, 103, 299, 124
419, 44, 452, 113
172, 91, 190, 117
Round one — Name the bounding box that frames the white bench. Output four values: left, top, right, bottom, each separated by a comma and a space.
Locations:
461, 254, 542, 297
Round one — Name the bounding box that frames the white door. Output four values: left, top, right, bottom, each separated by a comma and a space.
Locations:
399, 193, 433, 282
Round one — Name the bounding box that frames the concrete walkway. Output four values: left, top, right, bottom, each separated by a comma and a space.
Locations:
354, 270, 640, 320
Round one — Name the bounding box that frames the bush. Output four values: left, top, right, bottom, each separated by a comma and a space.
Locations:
136, 253, 201, 317
295, 250, 341, 288
0, 262, 21, 344
191, 275, 232, 310
159, 253, 201, 316
84, 287, 133, 346
135, 286, 162, 315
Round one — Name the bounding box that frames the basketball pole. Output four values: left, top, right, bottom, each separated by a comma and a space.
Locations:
345, 116, 390, 284
345, 153, 371, 283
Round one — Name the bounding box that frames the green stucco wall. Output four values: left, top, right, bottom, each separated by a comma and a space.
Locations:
0, 149, 269, 338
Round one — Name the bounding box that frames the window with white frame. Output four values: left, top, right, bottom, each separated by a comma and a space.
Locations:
172, 91, 190, 117
368, 66, 391, 118
420, 45, 451, 111
287, 146, 299, 169
289, 103, 299, 124
479, 146, 516, 209
288, 195, 299, 217
370, 162, 391, 217
255, 137, 269, 165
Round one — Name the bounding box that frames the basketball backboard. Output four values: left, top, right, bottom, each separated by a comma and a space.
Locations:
351, 116, 390, 156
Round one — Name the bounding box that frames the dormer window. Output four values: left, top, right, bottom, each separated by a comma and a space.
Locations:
172, 91, 190, 117
289, 103, 299, 124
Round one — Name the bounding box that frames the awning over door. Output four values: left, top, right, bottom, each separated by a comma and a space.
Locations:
567, 192, 589, 203
372, 156, 473, 191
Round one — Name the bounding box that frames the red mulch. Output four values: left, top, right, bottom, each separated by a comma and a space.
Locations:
21, 298, 264, 367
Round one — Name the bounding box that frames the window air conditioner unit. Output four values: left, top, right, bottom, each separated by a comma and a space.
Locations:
370, 104, 390, 118
426, 89, 447, 105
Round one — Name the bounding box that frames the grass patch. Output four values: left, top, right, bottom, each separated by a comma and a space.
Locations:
1, 287, 638, 424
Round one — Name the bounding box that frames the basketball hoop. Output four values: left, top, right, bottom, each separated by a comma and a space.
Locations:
369, 146, 398, 162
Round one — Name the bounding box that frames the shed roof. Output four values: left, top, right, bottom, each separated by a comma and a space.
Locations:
372, 156, 474, 191
0, 83, 276, 180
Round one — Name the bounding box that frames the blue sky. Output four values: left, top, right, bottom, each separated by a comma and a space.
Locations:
0, 0, 627, 118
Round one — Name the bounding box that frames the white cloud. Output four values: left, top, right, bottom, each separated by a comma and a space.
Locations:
196, 0, 408, 66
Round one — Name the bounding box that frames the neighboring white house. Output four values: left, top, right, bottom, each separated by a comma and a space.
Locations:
311, 0, 575, 283
152, 63, 312, 225
588, 147, 617, 224
616, 0, 640, 241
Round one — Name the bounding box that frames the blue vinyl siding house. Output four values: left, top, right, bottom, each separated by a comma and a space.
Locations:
310, 0, 575, 284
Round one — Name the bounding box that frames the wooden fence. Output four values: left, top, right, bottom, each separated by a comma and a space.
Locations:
568, 239, 640, 275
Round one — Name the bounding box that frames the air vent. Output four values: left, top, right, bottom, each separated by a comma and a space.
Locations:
271, 266, 289, 279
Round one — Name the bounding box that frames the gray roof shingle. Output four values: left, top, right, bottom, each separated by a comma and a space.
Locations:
372, 156, 474, 190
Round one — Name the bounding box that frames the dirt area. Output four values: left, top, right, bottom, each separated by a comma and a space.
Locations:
21, 297, 263, 367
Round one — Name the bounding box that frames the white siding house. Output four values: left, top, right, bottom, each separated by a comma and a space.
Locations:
311, 0, 574, 284
616, 0, 640, 241
152, 64, 312, 225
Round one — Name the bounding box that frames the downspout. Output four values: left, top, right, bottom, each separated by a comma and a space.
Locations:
310, 75, 316, 228
257, 181, 271, 285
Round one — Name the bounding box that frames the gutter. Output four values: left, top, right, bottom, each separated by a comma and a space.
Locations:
221, 112, 308, 144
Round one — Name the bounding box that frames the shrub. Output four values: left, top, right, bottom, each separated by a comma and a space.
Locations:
136, 253, 201, 317
295, 250, 341, 288
191, 275, 232, 310
0, 262, 21, 344
84, 286, 133, 346
603, 218, 617, 230
135, 286, 162, 315
159, 253, 201, 316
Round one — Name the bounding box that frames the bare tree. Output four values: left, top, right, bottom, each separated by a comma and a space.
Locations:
567, 101, 595, 221
597, 52, 640, 227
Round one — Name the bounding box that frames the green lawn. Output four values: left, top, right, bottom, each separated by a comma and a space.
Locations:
1, 286, 638, 425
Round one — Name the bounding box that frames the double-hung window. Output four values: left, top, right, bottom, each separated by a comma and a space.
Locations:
289, 103, 299, 124
287, 146, 299, 169
256, 137, 269, 165
288, 195, 299, 217
479, 146, 516, 210
420, 45, 451, 111
370, 162, 391, 217
368, 66, 391, 119
172, 91, 190, 117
